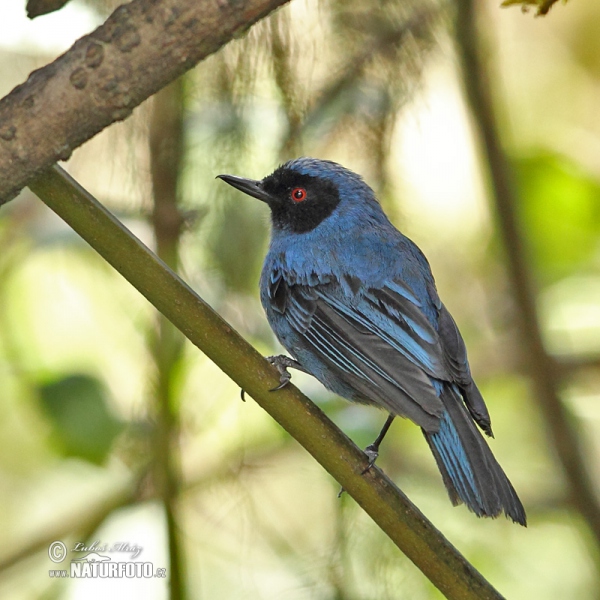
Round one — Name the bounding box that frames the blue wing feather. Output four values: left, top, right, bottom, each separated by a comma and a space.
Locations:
261, 265, 525, 522
266, 272, 447, 429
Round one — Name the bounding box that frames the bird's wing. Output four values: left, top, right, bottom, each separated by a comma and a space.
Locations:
436, 302, 492, 434
269, 272, 456, 430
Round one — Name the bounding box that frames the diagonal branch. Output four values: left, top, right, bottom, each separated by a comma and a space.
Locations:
28, 165, 505, 600
0, 0, 290, 204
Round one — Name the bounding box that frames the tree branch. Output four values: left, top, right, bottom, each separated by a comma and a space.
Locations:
149, 78, 188, 599
454, 0, 600, 557
28, 165, 506, 600
0, 0, 290, 204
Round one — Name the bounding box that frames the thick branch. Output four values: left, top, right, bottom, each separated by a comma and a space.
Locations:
0, 0, 289, 204
28, 166, 505, 600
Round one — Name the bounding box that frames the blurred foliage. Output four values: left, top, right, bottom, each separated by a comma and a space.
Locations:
0, 0, 600, 598
37, 373, 124, 465
515, 152, 600, 284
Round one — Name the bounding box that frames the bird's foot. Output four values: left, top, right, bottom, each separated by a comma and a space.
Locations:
266, 355, 307, 391
361, 444, 380, 474
339, 415, 395, 496
238, 355, 306, 399
338, 440, 383, 497
337, 445, 378, 497
361, 414, 395, 474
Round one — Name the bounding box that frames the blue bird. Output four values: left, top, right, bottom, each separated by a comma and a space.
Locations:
218, 157, 526, 525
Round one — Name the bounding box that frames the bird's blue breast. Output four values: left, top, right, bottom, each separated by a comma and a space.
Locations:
260, 200, 441, 391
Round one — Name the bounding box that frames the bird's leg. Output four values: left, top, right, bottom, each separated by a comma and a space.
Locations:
267, 355, 309, 391
362, 414, 395, 474
338, 414, 396, 497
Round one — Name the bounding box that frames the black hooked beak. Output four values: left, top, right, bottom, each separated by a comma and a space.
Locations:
217, 174, 272, 203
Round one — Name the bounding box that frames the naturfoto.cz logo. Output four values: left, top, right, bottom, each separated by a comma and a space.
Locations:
47, 540, 167, 579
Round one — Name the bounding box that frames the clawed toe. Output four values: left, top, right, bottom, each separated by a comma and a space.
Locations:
266, 355, 304, 391
269, 374, 291, 392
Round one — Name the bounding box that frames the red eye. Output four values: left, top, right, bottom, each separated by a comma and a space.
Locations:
291, 188, 307, 202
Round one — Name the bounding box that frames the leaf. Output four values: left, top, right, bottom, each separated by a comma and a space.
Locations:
27, 0, 70, 19
38, 374, 124, 465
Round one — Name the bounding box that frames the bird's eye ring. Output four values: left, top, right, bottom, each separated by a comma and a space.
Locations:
291, 188, 307, 203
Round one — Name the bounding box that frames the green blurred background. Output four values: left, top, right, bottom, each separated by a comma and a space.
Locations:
1, 0, 600, 598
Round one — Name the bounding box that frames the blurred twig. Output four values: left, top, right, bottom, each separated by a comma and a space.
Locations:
0, 433, 287, 576
286, 5, 440, 149
269, 10, 304, 158
557, 354, 600, 374
501, 0, 564, 16
0, 468, 147, 573
27, 165, 506, 600
454, 0, 600, 563
148, 78, 187, 599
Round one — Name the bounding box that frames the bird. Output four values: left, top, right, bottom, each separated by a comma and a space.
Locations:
218, 157, 526, 525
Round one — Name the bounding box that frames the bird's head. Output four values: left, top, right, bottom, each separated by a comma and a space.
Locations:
218, 157, 381, 234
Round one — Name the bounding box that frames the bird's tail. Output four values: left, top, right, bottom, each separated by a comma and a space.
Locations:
422, 385, 526, 525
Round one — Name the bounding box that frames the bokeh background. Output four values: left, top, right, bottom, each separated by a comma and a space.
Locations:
1, 0, 600, 598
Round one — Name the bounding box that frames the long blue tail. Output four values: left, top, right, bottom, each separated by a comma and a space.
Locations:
423, 386, 526, 525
